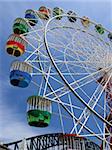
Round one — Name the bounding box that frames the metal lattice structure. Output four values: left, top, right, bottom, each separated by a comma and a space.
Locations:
5, 133, 100, 150
0, 144, 9, 150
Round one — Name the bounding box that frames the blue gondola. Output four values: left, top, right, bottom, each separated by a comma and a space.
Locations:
10, 70, 32, 88
10, 61, 33, 88
25, 9, 38, 26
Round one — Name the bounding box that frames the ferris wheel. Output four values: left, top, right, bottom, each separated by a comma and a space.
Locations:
5, 6, 112, 149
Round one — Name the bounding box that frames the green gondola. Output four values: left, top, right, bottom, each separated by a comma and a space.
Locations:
13, 18, 30, 35
95, 24, 104, 34
27, 96, 52, 127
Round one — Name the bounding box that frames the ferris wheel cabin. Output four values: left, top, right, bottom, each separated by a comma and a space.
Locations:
27, 96, 52, 127
25, 9, 38, 26
53, 7, 64, 20
67, 10, 77, 23
108, 33, 112, 41
81, 16, 90, 27
10, 61, 33, 88
95, 24, 105, 34
38, 6, 51, 20
6, 34, 27, 57
13, 18, 30, 35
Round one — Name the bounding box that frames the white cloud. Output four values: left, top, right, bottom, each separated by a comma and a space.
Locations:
0, 101, 37, 142
0, 83, 38, 143
0, 122, 36, 142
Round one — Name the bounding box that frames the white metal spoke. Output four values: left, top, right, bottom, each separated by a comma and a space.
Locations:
68, 94, 78, 133
43, 65, 51, 96
71, 70, 112, 134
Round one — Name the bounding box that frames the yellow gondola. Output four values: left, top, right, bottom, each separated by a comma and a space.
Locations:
81, 16, 90, 27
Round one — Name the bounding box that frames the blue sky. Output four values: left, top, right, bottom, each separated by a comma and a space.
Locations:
0, 0, 112, 145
